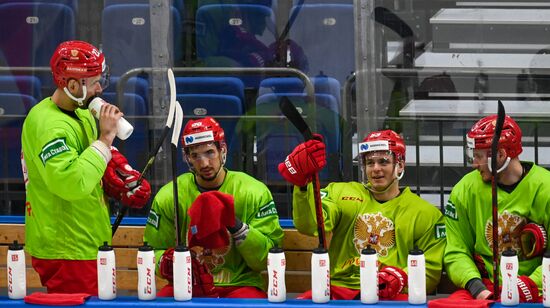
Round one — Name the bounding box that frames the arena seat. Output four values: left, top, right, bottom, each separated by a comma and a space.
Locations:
288, 4, 354, 84
0, 0, 77, 14
0, 94, 37, 180
175, 76, 245, 104
103, 0, 184, 16
0, 2, 75, 90
104, 76, 149, 107
198, 0, 275, 9
195, 4, 276, 86
102, 93, 149, 170
0, 76, 42, 99
101, 4, 183, 77
176, 94, 245, 174
258, 76, 342, 111
255, 93, 341, 184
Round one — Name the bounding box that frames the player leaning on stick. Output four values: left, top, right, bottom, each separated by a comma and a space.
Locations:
444, 115, 549, 303
278, 129, 446, 300
143, 117, 284, 298
21, 40, 151, 294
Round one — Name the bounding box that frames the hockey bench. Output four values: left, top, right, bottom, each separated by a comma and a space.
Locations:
0, 224, 317, 294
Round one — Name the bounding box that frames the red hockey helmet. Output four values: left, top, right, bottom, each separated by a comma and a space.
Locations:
181, 117, 226, 150
358, 129, 406, 161
50, 40, 106, 88
467, 115, 523, 158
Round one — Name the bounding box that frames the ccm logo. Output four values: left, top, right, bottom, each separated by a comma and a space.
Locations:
410, 260, 417, 267
11, 255, 18, 262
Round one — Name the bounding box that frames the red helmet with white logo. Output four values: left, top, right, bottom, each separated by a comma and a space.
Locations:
50, 40, 105, 88
181, 117, 226, 150
358, 129, 406, 161
467, 115, 523, 158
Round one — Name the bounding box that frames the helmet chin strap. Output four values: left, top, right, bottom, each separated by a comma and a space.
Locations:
63, 85, 88, 108
363, 163, 404, 194
487, 156, 511, 174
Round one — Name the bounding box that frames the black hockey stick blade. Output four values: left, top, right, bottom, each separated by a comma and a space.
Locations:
491, 99, 505, 300
279, 96, 313, 140
491, 100, 505, 176
278, 96, 327, 249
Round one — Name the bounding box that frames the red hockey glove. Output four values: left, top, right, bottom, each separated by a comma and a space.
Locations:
103, 148, 151, 208
191, 256, 218, 297
517, 275, 540, 303
378, 266, 407, 299
520, 223, 547, 259
277, 134, 326, 186
159, 248, 175, 282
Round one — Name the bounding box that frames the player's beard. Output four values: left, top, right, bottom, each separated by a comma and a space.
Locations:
198, 159, 224, 182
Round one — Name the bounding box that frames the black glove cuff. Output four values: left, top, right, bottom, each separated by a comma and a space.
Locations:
466, 278, 487, 298
227, 217, 244, 234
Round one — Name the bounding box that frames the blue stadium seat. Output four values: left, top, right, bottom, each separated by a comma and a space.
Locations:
176, 94, 244, 174
255, 93, 341, 183
0, 93, 37, 180
0, 2, 75, 89
293, 0, 352, 4
102, 93, 149, 169
288, 4, 354, 84
103, 0, 184, 16
196, 4, 276, 86
0, 0, 77, 14
198, 0, 275, 9
0, 76, 42, 99
175, 77, 245, 105
101, 4, 183, 77
104, 76, 149, 107
259, 76, 341, 110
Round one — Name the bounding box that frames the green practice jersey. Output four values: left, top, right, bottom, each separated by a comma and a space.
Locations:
22, 98, 110, 260
144, 170, 284, 290
293, 182, 446, 293
445, 162, 550, 292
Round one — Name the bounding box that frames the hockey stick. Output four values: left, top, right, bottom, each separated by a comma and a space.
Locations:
491, 100, 505, 299
279, 96, 327, 250
112, 68, 178, 236
171, 102, 184, 246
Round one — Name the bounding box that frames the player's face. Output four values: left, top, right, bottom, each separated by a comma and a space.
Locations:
186, 142, 223, 181
84, 74, 104, 97
470, 148, 492, 182
364, 151, 397, 190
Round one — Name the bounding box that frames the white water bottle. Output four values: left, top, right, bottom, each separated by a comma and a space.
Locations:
97, 241, 116, 300
360, 245, 378, 304
173, 246, 192, 301
7, 240, 26, 299
501, 248, 519, 306
88, 97, 134, 140
137, 242, 156, 300
408, 246, 426, 305
543, 251, 550, 307
267, 246, 286, 302
311, 247, 330, 303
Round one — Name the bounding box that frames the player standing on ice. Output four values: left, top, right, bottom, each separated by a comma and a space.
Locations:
21, 40, 151, 294
444, 115, 548, 303
278, 129, 446, 300
143, 116, 283, 298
